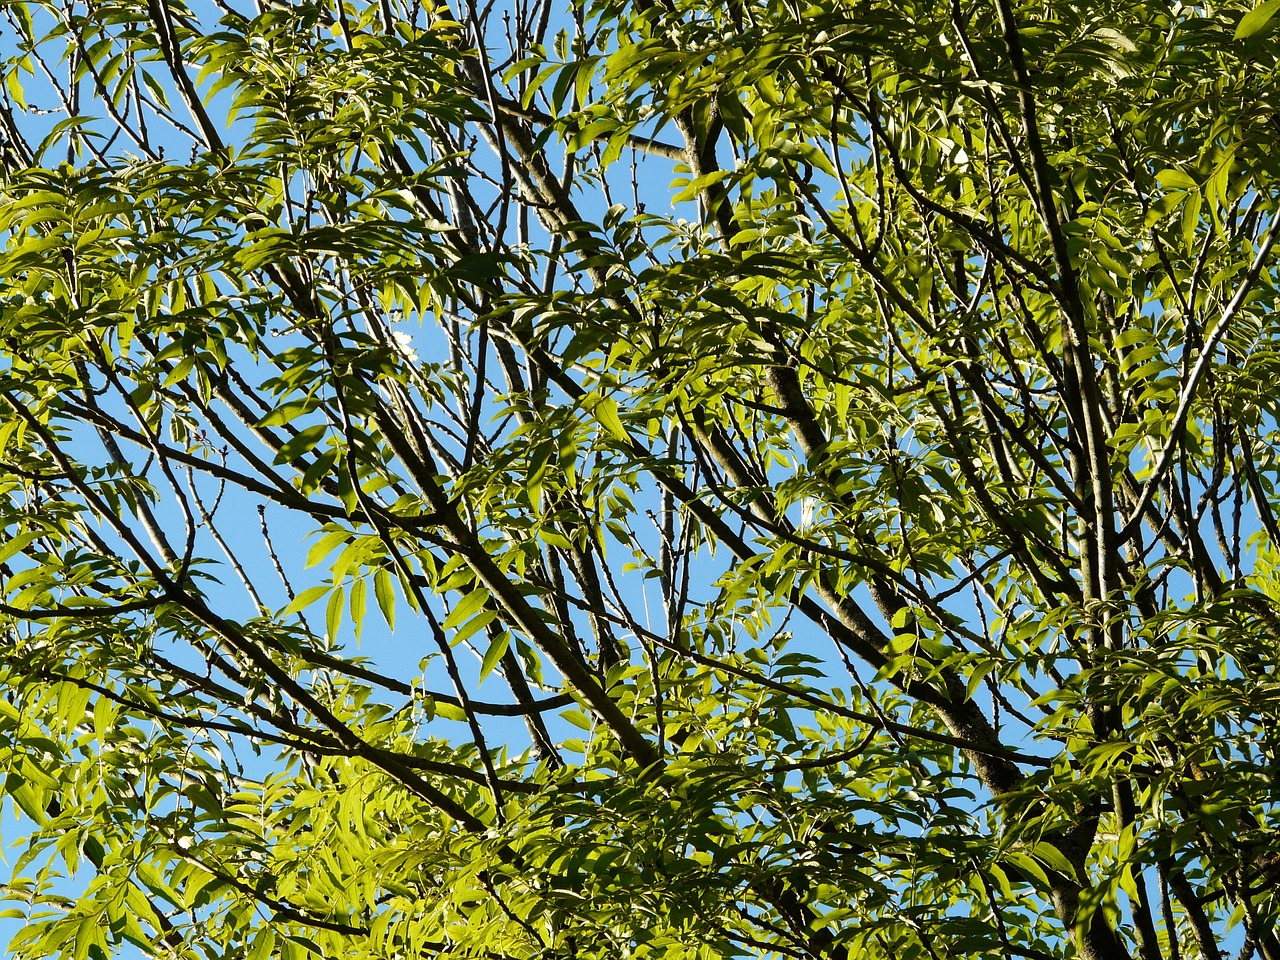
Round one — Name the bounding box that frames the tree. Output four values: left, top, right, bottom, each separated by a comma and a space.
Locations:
0, 0, 1278, 957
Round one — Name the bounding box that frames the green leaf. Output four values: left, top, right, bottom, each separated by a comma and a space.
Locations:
0, 531, 40, 565
479, 629, 510, 681
280, 585, 330, 617
374, 567, 396, 629
444, 588, 490, 631
561, 708, 593, 731
326, 585, 346, 641
248, 929, 275, 960
349, 577, 367, 640
1236, 0, 1280, 38
1155, 168, 1197, 191
1031, 842, 1079, 883
1004, 852, 1050, 889
452, 609, 498, 647
306, 528, 351, 568
273, 424, 329, 466
585, 396, 629, 442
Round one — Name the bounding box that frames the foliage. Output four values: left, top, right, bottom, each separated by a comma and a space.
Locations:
0, 0, 1278, 958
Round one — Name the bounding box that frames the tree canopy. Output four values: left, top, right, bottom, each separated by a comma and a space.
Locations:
0, 0, 1279, 958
